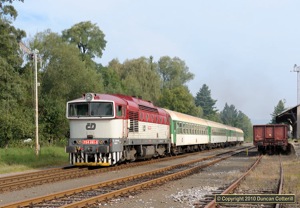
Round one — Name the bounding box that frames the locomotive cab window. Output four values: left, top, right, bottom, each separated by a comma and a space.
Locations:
91, 102, 113, 117
68, 103, 88, 117
68, 102, 114, 117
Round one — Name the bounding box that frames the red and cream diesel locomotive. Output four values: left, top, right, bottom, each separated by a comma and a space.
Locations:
66, 93, 244, 166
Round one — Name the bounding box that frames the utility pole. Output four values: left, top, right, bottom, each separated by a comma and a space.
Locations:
33, 49, 40, 156
293, 64, 300, 105
19, 42, 40, 156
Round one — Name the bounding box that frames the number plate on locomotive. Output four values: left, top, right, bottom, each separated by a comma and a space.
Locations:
82, 140, 99, 144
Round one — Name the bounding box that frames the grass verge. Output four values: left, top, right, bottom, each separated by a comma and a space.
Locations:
283, 158, 300, 204
0, 146, 69, 174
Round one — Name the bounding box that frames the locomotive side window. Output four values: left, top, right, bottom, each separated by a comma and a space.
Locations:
117, 105, 123, 117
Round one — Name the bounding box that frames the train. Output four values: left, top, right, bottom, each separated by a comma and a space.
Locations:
253, 124, 289, 154
65, 93, 244, 166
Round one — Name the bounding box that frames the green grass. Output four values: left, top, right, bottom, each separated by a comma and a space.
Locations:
0, 146, 69, 174
283, 158, 300, 204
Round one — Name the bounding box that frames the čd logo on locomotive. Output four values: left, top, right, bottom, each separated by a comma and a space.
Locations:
86, 123, 96, 130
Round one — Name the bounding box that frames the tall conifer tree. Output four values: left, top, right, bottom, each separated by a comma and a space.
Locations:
195, 84, 218, 120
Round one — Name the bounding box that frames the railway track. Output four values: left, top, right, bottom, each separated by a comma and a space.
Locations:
0, 166, 81, 193
0, 146, 248, 194
1, 147, 251, 208
196, 154, 289, 208
0, 149, 202, 193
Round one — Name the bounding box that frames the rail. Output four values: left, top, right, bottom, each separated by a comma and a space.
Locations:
1, 147, 250, 208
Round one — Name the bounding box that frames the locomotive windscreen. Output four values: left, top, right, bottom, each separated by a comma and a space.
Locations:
68, 102, 114, 117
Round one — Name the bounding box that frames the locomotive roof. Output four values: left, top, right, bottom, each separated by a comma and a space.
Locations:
69, 93, 168, 116
114, 94, 156, 107
68, 93, 128, 105
114, 94, 168, 116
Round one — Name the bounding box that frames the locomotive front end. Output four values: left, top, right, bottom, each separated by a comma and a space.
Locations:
66, 93, 125, 166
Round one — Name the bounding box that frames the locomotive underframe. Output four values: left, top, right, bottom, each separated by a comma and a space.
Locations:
67, 138, 241, 166
66, 137, 171, 166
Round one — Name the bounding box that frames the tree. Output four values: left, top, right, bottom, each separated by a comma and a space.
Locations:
31, 30, 104, 101
220, 103, 238, 126
270, 99, 286, 124
39, 97, 69, 142
62, 21, 107, 61
158, 86, 202, 117
195, 84, 218, 120
97, 64, 124, 94
236, 111, 253, 141
220, 103, 253, 140
108, 57, 162, 103
0, 0, 26, 68
29, 30, 104, 142
0, 57, 34, 146
0, 0, 23, 21
0, 0, 32, 147
157, 56, 194, 89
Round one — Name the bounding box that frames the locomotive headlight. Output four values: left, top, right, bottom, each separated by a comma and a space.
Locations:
85, 93, 93, 101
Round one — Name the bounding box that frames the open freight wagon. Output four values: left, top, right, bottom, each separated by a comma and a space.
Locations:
253, 124, 289, 154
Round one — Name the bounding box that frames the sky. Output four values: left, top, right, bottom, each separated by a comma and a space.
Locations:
11, 0, 300, 124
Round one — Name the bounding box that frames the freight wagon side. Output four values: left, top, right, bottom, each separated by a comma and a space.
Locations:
253, 124, 289, 154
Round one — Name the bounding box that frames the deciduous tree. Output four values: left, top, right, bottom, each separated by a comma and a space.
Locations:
0, 0, 25, 68
108, 57, 161, 103
62, 21, 106, 61
31, 30, 104, 101
157, 56, 194, 89
29, 30, 104, 141
158, 86, 202, 117
0, 0, 31, 147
